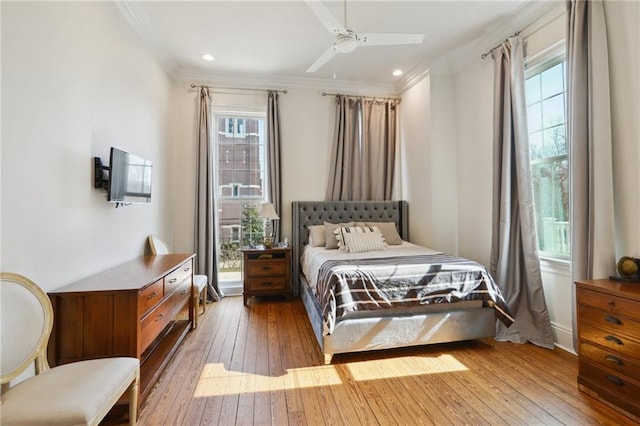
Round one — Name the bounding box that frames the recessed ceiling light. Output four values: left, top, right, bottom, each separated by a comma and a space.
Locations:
393, 69, 403, 76
202, 54, 215, 62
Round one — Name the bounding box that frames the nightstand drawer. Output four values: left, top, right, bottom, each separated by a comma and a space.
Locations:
578, 288, 640, 321
580, 341, 640, 379
247, 261, 286, 277
580, 322, 640, 359
580, 359, 640, 402
246, 276, 287, 292
579, 305, 640, 338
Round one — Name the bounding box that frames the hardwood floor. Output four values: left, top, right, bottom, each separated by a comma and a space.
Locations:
138, 296, 636, 425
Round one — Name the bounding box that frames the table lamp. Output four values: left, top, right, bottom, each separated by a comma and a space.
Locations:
259, 202, 279, 249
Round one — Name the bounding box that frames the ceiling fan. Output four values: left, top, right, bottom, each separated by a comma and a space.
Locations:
304, 0, 424, 73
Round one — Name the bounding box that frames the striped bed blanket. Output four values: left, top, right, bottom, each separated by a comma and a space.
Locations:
315, 253, 514, 335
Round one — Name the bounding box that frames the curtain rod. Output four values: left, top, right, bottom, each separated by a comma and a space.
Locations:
480, 31, 522, 59
322, 92, 401, 103
190, 83, 287, 94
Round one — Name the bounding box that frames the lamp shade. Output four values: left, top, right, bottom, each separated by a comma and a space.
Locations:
259, 203, 279, 220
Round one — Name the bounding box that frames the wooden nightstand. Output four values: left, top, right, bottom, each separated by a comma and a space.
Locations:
242, 247, 291, 306
576, 279, 640, 422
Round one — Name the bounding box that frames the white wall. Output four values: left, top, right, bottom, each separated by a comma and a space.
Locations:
1, 2, 173, 291
170, 85, 336, 254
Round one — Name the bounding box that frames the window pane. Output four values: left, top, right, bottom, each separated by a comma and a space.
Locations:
542, 94, 565, 128
543, 125, 566, 157
527, 103, 542, 132
525, 74, 541, 104
541, 63, 564, 99
531, 158, 569, 256
529, 131, 543, 160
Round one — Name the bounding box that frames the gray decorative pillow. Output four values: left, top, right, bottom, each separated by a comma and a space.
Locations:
365, 222, 403, 245
324, 221, 355, 249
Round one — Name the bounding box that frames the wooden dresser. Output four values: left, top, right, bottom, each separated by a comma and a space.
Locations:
242, 247, 291, 306
576, 278, 640, 422
48, 254, 195, 402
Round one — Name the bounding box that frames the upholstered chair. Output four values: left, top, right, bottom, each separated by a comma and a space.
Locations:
0, 272, 140, 425
147, 235, 208, 328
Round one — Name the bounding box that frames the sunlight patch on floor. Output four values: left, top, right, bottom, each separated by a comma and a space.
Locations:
346, 354, 468, 380
192, 354, 467, 398
192, 363, 343, 397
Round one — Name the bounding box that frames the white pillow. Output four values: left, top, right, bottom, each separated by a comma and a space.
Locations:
334, 226, 387, 253
308, 225, 326, 247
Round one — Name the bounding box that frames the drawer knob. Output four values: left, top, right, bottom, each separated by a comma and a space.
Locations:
146, 291, 158, 300
261, 266, 272, 271
605, 355, 624, 366
183, 267, 191, 272
155, 313, 165, 322
607, 300, 616, 307
606, 374, 625, 387
168, 278, 178, 284
605, 335, 623, 345
180, 290, 188, 295
604, 316, 622, 325
260, 281, 273, 287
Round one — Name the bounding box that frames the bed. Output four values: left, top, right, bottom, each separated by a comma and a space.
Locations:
292, 200, 513, 364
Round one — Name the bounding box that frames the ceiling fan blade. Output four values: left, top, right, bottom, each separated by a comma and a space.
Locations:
306, 46, 337, 73
357, 33, 424, 46
304, 0, 346, 35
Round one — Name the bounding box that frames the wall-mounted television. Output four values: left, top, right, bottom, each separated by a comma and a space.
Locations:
107, 147, 152, 204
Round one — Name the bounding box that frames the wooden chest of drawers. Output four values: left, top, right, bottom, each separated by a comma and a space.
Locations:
48, 254, 195, 402
576, 279, 640, 422
242, 247, 291, 306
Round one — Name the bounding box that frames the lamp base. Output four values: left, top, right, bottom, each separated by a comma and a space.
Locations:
263, 235, 274, 249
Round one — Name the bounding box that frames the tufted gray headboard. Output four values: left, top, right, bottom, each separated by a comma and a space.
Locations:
291, 200, 408, 296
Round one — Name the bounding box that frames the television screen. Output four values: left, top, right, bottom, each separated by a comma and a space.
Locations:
108, 147, 152, 204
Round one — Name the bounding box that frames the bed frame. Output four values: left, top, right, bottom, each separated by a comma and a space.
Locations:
292, 200, 497, 364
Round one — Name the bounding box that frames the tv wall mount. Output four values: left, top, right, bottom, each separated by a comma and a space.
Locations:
94, 157, 109, 190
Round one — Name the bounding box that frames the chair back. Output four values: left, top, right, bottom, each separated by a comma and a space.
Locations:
1, 273, 53, 386
148, 235, 170, 255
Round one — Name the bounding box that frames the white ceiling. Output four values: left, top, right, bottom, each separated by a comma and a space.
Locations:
117, 1, 557, 92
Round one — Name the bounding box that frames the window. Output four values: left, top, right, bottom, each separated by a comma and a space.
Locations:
525, 55, 569, 258
215, 114, 266, 284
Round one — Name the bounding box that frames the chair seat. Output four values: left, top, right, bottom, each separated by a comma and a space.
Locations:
1, 357, 139, 426
193, 274, 207, 292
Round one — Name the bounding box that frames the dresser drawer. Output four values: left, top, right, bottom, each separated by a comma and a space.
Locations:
139, 279, 164, 316
579, 305, 640, 339
165, 260, 193, 294
245, 276, 287, 292
140, 281, 191, 352
580, 341, 640, 379
580, 322, 640, 359
246, 260, 286, 278
580, 359, 640, 402
578, 288, 640, 321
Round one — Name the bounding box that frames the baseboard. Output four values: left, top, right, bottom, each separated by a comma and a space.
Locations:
551, 321, 576, 354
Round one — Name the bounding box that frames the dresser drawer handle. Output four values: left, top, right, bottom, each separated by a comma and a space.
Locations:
607, 300, 616, 307
146, 291, 158, 300
605, 335, 623, 345
261, 266, 273, 271
168, 278, 178, 284
180, 289, 188, 295
605, 316, 622, 325
605, 355, 624, 366
258, 254, 273, 259
260, 281, 273, 287
183, 267, 191, 272
155, 313, 165, 322
606, 374, 625, 387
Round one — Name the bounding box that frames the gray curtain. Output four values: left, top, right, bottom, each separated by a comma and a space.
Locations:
195, 87, 221, 301
267, 91, 282, 242
326, 95, 397, 201
490, 36, 554, 349
566, 0, 616, 350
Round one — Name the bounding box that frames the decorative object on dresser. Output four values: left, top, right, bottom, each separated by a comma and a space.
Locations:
148, 235, 208, 328
1, 273, 140, 426
610, 256, 640, 282
242, 247, 291, 306
576, 279, 640, 422
47, 254, 195, 404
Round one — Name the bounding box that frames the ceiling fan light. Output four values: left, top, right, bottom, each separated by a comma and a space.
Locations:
335, 34, 357, 53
